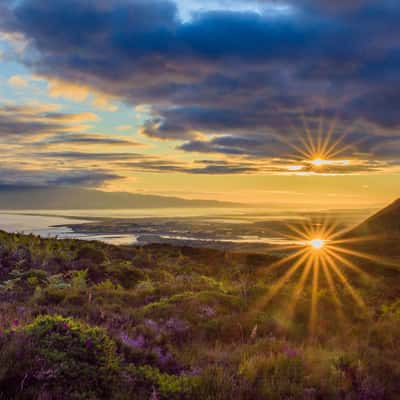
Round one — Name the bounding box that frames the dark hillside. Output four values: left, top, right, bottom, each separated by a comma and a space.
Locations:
0, 186, 241, 209
345, 199, 400, 258
350, 198, 400, 237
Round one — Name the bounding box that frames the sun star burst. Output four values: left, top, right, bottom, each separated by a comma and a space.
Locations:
280, 113, 355, 173
247, 218, 382, 339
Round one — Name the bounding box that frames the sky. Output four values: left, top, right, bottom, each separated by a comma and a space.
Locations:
0, 0, 399, 208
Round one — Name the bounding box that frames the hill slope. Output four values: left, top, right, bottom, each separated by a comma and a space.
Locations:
0, 186, 241, 209
350, 198, 400, 237
343, 198, 400, 258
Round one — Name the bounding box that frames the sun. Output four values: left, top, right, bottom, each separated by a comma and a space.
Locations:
281, 114, 354, 173
246, 218, 382, 339
311, 158, 328, 167
310, 238, 325, 249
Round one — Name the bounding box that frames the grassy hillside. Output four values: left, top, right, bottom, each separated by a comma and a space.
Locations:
0, 229, 399, 399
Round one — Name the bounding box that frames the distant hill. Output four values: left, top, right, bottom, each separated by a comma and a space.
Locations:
345, 198, 400, 258
0, 187, 241, 210
350, 198, 400, 237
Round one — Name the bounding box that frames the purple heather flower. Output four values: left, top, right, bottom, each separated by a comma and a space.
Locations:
120, 333, 146, 350
85, 338, 93, 349
282, 346, 301, 358
165, 318, 189, 334
200, 305, 216, 318
182, 366, 202, 376
153, 346, 173, 366
304, 388, 317, 398
144, 319, 160, 332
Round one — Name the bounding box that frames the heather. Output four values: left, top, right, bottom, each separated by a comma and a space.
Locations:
0, 230, 399, 399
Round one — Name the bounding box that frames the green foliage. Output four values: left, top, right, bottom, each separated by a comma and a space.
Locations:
71, 269, 88, 290
76, 245, 107, 265
0, 315, 119, 399
128, 365, 197, 400
105, 261, 147, 289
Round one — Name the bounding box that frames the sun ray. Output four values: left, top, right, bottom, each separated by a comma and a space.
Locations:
325, 254, 366, 310
266, 244, 305, 252
317, 114, 324, 155
325, 248, 372, 280
309, 255, 320, 338
287, 255, 314, 321
331, 235, 383, 246
328, 245, 400, 269
250, 252, 310, 315
320, 257, 347, 326
301, 113, 318, 155
256, 248, 309, 275
320, 117, 337, 155
286, 222, 315, 241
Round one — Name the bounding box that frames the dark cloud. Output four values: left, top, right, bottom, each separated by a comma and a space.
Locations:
34, 151, 144, 161
122, 159, 259, 174
35, 151, 260, 174
0, 168, 121, 188
33, 133, 142, 147
0, 104, 96, 139
1, 0, 399, 166
179, 135, 285, 157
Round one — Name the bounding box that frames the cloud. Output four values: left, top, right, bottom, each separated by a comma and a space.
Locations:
0, 104, 97, 139
46, 78, 89, 102
0, 0, 399, 174
34, 151, 144, 161
31, 133, 143, 148
32, 150, 264, 175
0, 167, 121, 188
8, 74, 29, 87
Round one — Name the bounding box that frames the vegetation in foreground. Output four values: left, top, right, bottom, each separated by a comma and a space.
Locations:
0, 229, 399, 399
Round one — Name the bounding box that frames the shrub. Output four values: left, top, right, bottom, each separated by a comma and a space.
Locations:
239, 353, 305, 399
127, 365, 197, 400
0, 315, 120, 399
76, 246, 107, 265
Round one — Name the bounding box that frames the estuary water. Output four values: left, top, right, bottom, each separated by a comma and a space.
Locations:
0, 208, 371, 247
0, 212, 138, 245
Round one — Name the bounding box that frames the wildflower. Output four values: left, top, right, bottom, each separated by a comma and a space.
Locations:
250, 324, 258, 341
85, 338, 93, 349
120, 333, 146, 350
144, 319, 160, 333
200, 305, 216, 318
153, 346, 173, 366
182, 366, 202, 376
150, 386, 159, 400
304, 387, 317, 399
165, 318, 189, 334
282, 346, 301, 358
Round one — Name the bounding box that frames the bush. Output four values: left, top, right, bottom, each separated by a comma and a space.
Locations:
0, 315, 120, 399
126, 365, 197, 400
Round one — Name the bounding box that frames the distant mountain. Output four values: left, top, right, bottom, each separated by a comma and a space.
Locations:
350, 198, 400, 237
0, 187, 241, 210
